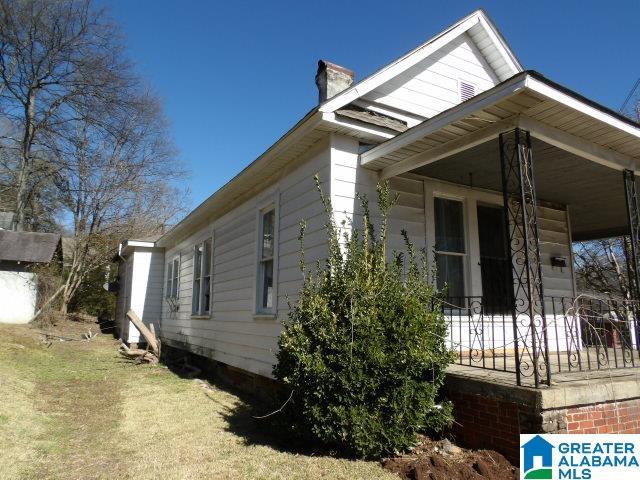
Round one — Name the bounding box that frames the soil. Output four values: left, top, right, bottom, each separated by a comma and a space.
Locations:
381, 436, 518, 480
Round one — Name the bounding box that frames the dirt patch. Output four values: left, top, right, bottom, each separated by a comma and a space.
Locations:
382, 436, 518, 480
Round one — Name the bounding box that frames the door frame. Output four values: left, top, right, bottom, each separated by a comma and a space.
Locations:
424, 178, 504, 299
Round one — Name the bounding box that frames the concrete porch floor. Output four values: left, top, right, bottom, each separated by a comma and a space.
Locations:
447, 362, 640, 389
448, 347, 640, 389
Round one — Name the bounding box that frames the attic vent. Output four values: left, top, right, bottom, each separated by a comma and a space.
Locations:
459, 81, 476, 102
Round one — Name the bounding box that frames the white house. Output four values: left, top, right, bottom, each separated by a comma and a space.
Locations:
0, 230, 62, 324
116, 10, 640, 389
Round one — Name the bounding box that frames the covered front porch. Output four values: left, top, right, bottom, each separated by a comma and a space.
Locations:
361, 71, 640, 389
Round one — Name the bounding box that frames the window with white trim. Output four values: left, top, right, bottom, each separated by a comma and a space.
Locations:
434, 197, 466, 300
192, 238, 213, 316
166, 256, 180, 299
257, 208, 275, 313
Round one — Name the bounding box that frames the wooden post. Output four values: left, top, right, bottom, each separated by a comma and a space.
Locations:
126, 310, 159, 356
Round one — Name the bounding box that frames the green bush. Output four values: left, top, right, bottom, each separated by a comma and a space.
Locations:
273, 177, 454, 458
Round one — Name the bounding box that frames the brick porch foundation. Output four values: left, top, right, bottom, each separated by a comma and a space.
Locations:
443, 373, 640, 464
565, 400, 640, 434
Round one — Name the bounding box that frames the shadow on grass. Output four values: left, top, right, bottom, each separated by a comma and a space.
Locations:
218, 391, 298, 453
162, 353, 329, 457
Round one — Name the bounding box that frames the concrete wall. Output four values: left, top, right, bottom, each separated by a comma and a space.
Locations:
0, 270, 37, 324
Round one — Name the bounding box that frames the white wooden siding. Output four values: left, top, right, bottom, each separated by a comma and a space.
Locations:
361, 33, 499, 120
152, 133, 574, 378
422, 178, 574, 300
537, 206, 575, 299
330, 134, 427, 261
160, 142, 331, 378
127, 248, 165, 343
467, 22, 516, 81
331, 146, 573, 302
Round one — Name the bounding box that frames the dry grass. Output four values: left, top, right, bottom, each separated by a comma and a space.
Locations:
0, 323, 396, 480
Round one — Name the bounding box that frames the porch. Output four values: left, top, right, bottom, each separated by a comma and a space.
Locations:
361, 71, 640, 389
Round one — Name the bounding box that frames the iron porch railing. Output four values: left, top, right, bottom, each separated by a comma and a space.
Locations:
442, 296, 640, 385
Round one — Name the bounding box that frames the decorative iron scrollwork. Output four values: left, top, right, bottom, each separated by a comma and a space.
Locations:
624, 169, 640, 352
499, 129, 551, 387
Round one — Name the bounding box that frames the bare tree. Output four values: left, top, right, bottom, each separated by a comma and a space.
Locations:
0, 0, 134, 230
573, 237, 631, 301
49, 92, 187, 314
0, 0, 189, 318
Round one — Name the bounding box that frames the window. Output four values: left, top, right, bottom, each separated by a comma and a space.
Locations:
434, 197, 466, 300
202, 239, 212, 313
171, 257, 179, 298
166, 256, 180, 299
192, 238, 213, 316
257, 208, 275, 313
192, 244, 202, 314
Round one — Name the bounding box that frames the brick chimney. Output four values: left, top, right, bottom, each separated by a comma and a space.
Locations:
315, 60, 355, 103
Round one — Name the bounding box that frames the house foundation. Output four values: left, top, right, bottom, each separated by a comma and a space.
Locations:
161, 339, 280, 400
162, 337, 640, 465
443, 369, 640, 464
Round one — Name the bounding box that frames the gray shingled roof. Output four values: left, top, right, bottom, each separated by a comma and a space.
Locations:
0, 230, 62, 263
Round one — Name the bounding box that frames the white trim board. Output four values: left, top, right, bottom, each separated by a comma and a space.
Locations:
362, 73, 640, 178
319, 10, 522, 114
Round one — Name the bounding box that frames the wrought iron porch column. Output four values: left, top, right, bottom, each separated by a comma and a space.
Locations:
499, 128, 551, 387
623, 169, 640, 350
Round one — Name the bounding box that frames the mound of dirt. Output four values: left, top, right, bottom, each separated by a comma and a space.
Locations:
382, 436, 518, 480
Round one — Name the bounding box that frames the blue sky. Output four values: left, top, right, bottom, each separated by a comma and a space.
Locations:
101, 0, 640, 209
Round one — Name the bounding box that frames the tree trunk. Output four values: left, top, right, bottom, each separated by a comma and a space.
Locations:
29, 283, 66, 323
13, 89, 37, 231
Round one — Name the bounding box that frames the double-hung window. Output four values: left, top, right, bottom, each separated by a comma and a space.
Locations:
166, 256, 180, 299
434, 197, 466, 302
192, 238, 213, 316
257, 208, 275, 313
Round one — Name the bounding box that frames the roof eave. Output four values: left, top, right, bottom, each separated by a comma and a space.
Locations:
318, 9, 522, 114
360, 71, 640, 176
157, 109, 323, 248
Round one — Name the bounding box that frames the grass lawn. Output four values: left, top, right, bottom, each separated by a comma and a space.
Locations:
0, 322, 396, 480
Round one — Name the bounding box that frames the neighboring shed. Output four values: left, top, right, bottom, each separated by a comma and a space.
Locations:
113, 235, 164, 346
0, 230, 62, 324
0, 212, 13, 230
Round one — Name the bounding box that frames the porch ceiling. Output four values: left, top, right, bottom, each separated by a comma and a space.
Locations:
360, 71, 640, 183
412, 137, 627, 241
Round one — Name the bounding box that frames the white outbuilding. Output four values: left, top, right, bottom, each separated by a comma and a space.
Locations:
0, 230, 62, 324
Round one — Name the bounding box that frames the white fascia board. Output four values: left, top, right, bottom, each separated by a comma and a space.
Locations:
360, 74, 528, 164
319, 14, 481, 113
377, 113, 639, 180
379, 116, 518, 179
125, 241, 156, 248
476, 13, 522, 75
320, 112, 396, 141
120, 240, 157, 258
525, 76, 640, 139
519, 115, 639, 171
